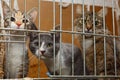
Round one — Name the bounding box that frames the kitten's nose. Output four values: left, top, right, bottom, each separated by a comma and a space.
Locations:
86, 26, 92, 31
87, 27, 91, 31
40, 50, 45, 55
16, 23, 21, 27
86, 23, 92, 31
16, 21, 22, 27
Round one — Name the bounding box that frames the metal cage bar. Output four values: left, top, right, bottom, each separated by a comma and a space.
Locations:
0, 0, 120, 79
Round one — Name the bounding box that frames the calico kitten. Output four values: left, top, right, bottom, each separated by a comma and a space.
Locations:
2, 1, 38, 78
74, 8, 120, 80
28, 25, 88, 78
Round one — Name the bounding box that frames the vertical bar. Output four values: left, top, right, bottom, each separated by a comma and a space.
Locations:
6, 0, 12, 78
53, 0, 56, 75
103, 0, 107, 75
92, 0, 97, 75
112, 0, 117, 75
82, 0, 86, 75
71, 0, 74, 76
38, 0, 41, 78
23, 0, 26, 21
23, 0, 27, 78
59, 0, 62, 75
38, 0, 41, 30
0, 0, 4, 33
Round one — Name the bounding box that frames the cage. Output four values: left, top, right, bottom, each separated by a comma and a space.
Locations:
0, 0, 120, 80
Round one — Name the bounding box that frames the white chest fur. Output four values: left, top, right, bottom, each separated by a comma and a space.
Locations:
5, 43, 25, 67
84, 39, 93, 50
5, 37, 27, 78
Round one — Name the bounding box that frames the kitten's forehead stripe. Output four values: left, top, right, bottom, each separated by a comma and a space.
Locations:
40, 42, 45, 51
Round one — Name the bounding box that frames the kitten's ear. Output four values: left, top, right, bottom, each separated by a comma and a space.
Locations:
97, 8, 108, 17
55, 24, 60, 30
51, 24, 60, 42
27, 7, 38, 22
12, 8, 18, 13
2, 1, 10, 16
55, 24, 60, 42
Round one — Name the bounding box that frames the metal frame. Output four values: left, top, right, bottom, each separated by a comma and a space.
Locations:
0, 0, 120, 79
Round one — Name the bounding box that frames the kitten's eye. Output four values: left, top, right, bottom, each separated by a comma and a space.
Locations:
47, 43, 53, 48
79, 18, 86, 24
10, 17, 15, 21
22, 19, 28, 23
34, 42, 39, 46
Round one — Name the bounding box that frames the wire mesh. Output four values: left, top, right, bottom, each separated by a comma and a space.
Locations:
0, 0, 120, 80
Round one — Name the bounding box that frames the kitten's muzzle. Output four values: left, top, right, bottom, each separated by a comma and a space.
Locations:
85, 29, 93, 33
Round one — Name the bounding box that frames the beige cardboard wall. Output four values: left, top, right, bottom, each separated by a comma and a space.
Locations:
10, 0, 117, 78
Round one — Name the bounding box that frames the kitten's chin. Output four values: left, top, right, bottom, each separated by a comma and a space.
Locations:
40, 55, 53, 59
85, 35, 93, 38
40, 56, 46, 59
84, 30, 93, 38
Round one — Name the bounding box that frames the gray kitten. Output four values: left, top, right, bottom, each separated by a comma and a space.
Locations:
2, 1, 38, 78
29, 25, 89, 79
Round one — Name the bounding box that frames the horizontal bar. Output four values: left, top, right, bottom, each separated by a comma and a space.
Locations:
0, 40, 25, 43
33, 78, 60, 80
51, 30, 120, 38
0, 28, 50, 33
0, 34, 26, 37
0, 28, 120, 38
44, 0, 117, 8
2, 78, 57, 80
50, 75, 120, 79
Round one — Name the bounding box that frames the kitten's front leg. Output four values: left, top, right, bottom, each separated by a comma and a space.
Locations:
17, 49, 29, 78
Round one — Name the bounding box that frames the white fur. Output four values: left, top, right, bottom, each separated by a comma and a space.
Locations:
5, 42, 25, 78
35, 49, 39, 56
10, 22, 25, 29
40, 42, 45, 51
85, 39, 93, 50
35, 42, 45, 58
